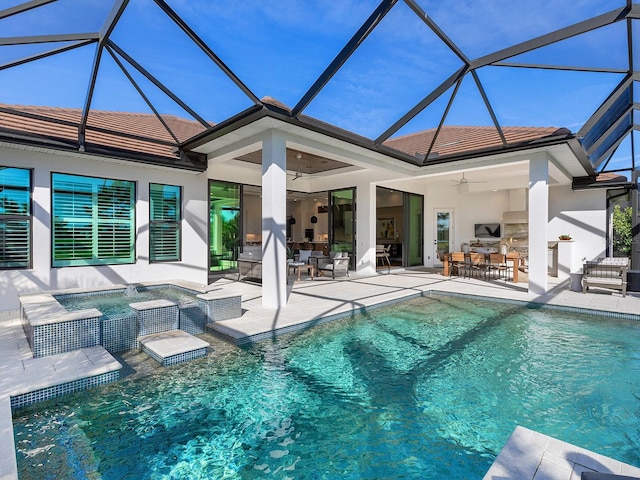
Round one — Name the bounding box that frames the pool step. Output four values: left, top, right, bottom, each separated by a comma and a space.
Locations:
5, 346, 122, 410
139, 330, 209, 367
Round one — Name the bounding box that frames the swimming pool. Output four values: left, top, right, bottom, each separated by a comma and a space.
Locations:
13, 294, 640, 478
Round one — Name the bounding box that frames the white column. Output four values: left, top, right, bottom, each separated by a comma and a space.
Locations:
356, 182, 376, 275
528, 154, 549, 295
261, 130, 287, 308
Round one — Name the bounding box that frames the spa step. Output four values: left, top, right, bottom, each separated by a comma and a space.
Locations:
139, 330, 209, 367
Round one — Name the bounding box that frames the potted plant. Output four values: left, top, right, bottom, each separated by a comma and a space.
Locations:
558, 234, 572, 240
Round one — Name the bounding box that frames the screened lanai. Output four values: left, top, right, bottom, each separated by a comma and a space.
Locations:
0, 1, 638, 174
1, 0, 640, 296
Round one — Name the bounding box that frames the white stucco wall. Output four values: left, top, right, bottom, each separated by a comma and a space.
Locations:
548, 185, 606, 266
0, 145, 209, 313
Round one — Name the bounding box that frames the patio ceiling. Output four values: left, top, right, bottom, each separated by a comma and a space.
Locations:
0, 1, 638, 181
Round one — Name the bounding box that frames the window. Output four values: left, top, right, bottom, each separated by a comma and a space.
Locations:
0, 167, 31, 269
52, 173, 135, 267
149, 183, 181, 262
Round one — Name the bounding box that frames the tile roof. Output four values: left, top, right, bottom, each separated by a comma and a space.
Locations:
383, 125, 571, 160
0, 104, 208, 160
0, 103, 574, 171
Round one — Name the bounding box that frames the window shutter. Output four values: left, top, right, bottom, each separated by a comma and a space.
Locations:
149, 184, 181, 262
0, 220, 30, 268
0, 167, 31, 269
52, 174, 135, 266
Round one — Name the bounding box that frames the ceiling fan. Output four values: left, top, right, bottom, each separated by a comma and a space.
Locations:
450, 172, 485, 186
289, 152, 303, 181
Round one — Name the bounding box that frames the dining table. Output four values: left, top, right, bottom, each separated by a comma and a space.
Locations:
442, 251, 521, 283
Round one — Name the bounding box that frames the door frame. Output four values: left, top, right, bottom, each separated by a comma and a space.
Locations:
434, 208, 454, 267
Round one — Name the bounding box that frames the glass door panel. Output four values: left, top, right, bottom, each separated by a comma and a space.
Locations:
209, 180, 241, 273
405, 193, 424, 266
329, 188, 355, 269
434, 209, 453, 267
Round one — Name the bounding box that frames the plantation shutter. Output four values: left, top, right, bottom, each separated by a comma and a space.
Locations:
149, 183, 181, 262
0, 167, 31, 269
52, 174, 135, 266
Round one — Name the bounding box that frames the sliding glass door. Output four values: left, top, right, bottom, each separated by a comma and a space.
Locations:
404, 192, 423, 266
209, 180, 241, 273
329, 188, 356, 269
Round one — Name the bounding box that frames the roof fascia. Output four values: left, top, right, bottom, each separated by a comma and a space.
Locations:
182, 104, 426, 169
0, 129, 205, 171
181, 103, 585, 175
566, 137, 597, 175
572, 175, 634, 190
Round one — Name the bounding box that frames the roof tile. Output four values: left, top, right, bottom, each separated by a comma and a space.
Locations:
0, 104, 208, 159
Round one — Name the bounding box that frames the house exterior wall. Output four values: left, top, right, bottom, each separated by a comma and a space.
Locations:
548, 185, 606, 265
0, 145, 208, 313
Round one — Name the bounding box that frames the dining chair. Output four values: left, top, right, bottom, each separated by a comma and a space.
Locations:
468, 252, 488, 279
298, 250, 312, 264
448, 252, 468, 277
376, 244, 391, 272
488, 253, 509, 281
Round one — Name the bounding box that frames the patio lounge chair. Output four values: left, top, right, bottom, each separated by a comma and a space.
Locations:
317, 252, 350, 279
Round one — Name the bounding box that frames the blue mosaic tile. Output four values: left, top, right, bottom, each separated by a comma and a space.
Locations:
10, 370, 120, 411
137, 305, 179, 338
179, 303, 206, 335
32, 317, 101, 358
102, 314, 138, 353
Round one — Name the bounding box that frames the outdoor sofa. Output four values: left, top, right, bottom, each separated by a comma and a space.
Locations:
582, 257, 628, 297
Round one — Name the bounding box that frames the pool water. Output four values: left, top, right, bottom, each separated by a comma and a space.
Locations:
13, 295, 640, 479
56, 286, 199, 319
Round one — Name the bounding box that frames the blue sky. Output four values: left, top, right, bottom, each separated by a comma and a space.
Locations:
0, 0, 631, 142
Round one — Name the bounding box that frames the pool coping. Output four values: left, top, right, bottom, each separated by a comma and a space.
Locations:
484, 426, 640, 479
209, 287, 640, 346
0, 395, 17, 480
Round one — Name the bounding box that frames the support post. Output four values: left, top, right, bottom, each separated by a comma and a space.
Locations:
528, 154, 549, 295
261, 131, 287, 308
356, 182, 377, 275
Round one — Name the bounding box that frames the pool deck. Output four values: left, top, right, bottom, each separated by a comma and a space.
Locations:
2, 268, 640, 479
